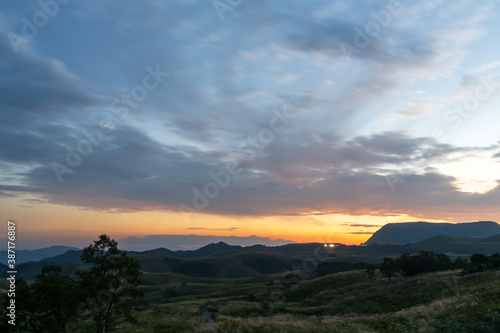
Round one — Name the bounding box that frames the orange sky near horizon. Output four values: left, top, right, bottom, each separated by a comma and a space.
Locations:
2, 1, 500, 252
1, 196, 451, 249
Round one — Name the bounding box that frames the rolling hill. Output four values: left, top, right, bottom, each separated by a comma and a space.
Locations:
1, 242, 348, 280
4, 232, 500, 281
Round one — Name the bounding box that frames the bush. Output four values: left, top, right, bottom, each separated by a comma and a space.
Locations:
462, 253, 500, 274
380, 251, 454, 280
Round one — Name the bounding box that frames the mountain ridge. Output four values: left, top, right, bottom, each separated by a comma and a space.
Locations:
366, 221, 500, 244
0, 245, 80, 265
3, 234, 500, 280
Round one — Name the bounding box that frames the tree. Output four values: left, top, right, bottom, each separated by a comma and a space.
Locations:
1, 268, 80, 333
470, 253, 488, 272
365, 265, 376, 280
0, 278, 34, 332
487, 253, 500, 269
453, 257, 469, 269
76, 234, 142, 333
395, 251, 453, 276
379, 257, 397, 282
462, 253, 500, 274
31, 265, 80, 332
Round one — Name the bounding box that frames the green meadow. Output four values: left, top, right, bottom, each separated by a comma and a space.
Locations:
111, 268, 500, 332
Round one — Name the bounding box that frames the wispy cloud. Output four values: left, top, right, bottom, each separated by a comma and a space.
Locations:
185, 227, 239, 232
1, 0, 499, 238
343, 224, 383, 228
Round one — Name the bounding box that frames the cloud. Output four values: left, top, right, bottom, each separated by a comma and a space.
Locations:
16, 125, 221, 211
348, 232, 374, 235
185, 227, 239, 232
0, 27, 102, 168
398, 99, 441, 118
343, 224, 383, 228
472, 60, 500, 74
0, 127, 495, 222
1, 1, 499, 226
0, 36, 97, 123
281, 1, 493, 129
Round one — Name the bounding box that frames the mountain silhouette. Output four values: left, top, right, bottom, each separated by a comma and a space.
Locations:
0, 245, 79, 265
366, 221, 500, 244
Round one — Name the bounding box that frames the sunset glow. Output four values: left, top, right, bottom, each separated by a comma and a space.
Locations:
1, 1, 499, 250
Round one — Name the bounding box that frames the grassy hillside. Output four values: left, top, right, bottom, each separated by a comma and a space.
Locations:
5, 250, 318, 280
9, 237, 498, 282
1, 259, 499, 331
0, 261, 82, 281
136, 251, 305, 279
111, 267, 500, 332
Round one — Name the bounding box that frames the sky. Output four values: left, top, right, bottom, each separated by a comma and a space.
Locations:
1, 0, 500, 250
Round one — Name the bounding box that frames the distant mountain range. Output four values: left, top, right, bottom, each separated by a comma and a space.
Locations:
0, 242, 337, 280
2, 233, 500, 281
138, 241, 325, 259
119, 234, 295, 251
36, 241, 328, 264
366, 221, 500, 244
5, 221, 498, 266
2, 221, 499, 281
337, 234, 500, 258
0, 245, 79, 265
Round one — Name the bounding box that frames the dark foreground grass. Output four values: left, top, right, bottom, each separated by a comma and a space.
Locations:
110, 268, 500, 332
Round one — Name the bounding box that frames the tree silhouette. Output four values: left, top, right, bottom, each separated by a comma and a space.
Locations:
470, 253, 488, 272
365, 264, 376, 280
379, 257, 397, 282
32, 265, 80, 332
396, 251, 453, 276
0, 278, 34, 332
76, 234, 143, 333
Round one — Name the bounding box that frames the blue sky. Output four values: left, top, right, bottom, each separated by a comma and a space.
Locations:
1, 0, 500, 248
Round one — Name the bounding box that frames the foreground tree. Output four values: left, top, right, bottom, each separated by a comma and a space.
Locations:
365, 265, 376, 280
1, 235, 141, 332
0, 278, 34, 332
396, 251, 453, 276
487, 253, 500, 269
32, 265, 80, 332
462, 253, 500, 274
379, 257, 397, 282
1, 269, 80, 332
470, 253, 488, 272
76, 234, 143, 333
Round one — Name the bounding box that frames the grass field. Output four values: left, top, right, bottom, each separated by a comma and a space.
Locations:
105, 268, 500, 332
2, 255, 499, 332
